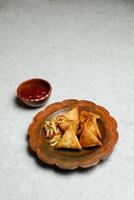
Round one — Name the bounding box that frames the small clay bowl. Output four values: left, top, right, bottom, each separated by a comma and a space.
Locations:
17, 78, 52, 107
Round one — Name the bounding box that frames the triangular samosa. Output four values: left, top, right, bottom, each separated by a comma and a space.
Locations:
79, 120, 102, 148
68, 120, 79, 134
55, 125, 82, 150
79, 110, 99, 122
64, 107, 79, 121
79, 110, 90, 123
91, 114, 102, 139
64, 107, 79, 134
79, 110, 101, 139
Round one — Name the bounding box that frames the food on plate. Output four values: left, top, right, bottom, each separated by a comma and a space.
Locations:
64, 107, 79, 133
79, 110, 90, 123
55, 124, 82, 150
71, 120, 79, 133
54, 115, 70, 131
43, 107, 102, 150
49, 135, 61, 146
79, 110, 101, 139
43, 120, 62, 139
91, 114, 102, 140
64, 107, 79, 121
79, 117, 102, 148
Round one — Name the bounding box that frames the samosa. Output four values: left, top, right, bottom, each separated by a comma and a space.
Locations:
55, 125, 82, 150
55, 115, 70, 132
91, 114, 102, 140
79, 110, 101, 139
64, 107, 79, 121
79, 118, 102, 148
64, 107, 79, 134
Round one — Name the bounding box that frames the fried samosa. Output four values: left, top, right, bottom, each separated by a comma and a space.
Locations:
55, 125, 82, 150
70, 120, 79, 133
79, 119, 102, 148
79, 110, 99, 122
91, 114, 102, 140
79, 110, 90, 123
77, 110, 90, 136
79, 110, 101, 139
64, 107, 79, 121
55, 115, 70, 131
64, 107, 79, 134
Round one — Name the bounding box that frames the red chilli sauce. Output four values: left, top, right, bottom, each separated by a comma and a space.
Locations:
21, 84, 49, 100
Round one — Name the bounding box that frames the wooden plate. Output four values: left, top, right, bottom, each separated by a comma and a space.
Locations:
28, 99, 118, 170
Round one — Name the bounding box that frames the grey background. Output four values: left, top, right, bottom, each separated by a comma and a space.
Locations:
0, 0, 134, 199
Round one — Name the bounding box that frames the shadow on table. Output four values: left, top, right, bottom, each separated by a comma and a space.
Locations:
26, 134, 111, 175
14, 96, 39, 110
14, 96, 50, 110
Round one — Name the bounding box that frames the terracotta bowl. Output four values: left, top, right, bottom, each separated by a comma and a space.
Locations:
28, 99, 118, 170
17, 78, 52, 107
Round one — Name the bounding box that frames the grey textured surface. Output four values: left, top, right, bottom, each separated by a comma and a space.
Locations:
0, 0, 134, 199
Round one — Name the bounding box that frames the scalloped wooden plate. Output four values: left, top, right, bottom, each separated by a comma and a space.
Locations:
28, 99, 118, 170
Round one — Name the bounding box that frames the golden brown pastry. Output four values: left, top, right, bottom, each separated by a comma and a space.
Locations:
79, 110, 90, 123
79, 118, 102, 148
79, 110, 99, 122
64, 107, 79, 134
55, 115, 70, 131
55, 125, 82, 150
64, 107, 79, 121
91, 114, 102, 139
78, 110, 89, 136
69, 120, 79, 134
79, 110, 101, 139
